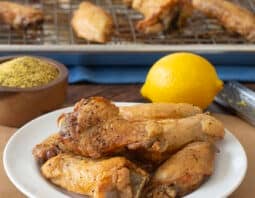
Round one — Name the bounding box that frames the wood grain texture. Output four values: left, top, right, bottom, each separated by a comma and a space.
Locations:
66, 84, 146, 106
214, 114, 255, 198
0, 126, 25, 198
66, 84, 254, 115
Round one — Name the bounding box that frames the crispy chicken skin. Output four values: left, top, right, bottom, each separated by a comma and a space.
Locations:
71, 1, 113, 43
0, 1, 43, 29
132, 0, 255, 40
34, 97, 225, 197
123, 0, 133, 7
41, 154, 149, 198
132, 0, 177, 18
58, 97, 224, 161
145, 142, 215, 198
133, 0, 180, 34
185, 0, 255, 41
32, 133, 65, 164
127, 113, 223, 162
133, 0, 193, 34
33, 99, 202, 163
119, 103, 202, 121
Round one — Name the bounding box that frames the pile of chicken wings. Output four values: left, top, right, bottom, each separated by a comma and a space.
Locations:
33, 96, 225, 198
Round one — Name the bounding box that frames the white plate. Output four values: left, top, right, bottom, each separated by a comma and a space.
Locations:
3, 102, 247, 198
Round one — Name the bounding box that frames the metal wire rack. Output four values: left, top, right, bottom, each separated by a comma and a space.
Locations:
0, 0, 255, 51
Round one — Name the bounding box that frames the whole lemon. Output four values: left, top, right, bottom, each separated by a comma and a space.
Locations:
141, 52, 223, 109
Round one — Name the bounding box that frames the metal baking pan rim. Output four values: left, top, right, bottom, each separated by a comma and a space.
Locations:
0, 44, 255, 53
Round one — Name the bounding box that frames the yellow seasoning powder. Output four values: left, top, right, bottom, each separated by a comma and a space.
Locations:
0, 56, 59, 88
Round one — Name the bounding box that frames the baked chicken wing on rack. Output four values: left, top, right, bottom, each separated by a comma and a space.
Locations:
184, 0, 255, 41
131, 0, 255, 41
132, 0, 180, 34
0, 1, 44, 29
41, 154, 149, 198
71, 1, 113, 43
123, 0, 133, 7
131, 0, 193, 34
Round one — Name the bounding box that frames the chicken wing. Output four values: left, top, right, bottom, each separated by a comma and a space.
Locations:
132, 0, 175, 18
123, 0, 133, 7
145, 142, 215, 197
133, 0, 180, 34
58, 97, 224, 162
32, 133, 66, 164
185, 0, 255, 41
133, 0, 193, 34
71, 1, 113, 43
41, 154, 149, 198
0, 1, 43, 29
33, 100, 201, 164
119, 103, 202, 121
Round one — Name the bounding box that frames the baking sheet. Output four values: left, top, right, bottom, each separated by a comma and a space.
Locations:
0, 0, 255, 52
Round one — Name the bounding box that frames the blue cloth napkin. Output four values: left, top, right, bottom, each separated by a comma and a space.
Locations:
1, 52, 255, 83
68, 65, 255, 84
63, 53, 255, 84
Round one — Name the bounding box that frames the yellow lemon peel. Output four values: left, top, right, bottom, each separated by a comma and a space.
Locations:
141, 52, 223, 109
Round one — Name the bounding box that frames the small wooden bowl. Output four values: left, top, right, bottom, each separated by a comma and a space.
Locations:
0, 56, 68, 127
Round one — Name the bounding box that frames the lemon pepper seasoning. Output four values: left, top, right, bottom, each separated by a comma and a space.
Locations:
0, 56, 59, 88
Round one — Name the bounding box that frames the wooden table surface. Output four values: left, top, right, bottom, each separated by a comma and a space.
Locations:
66, 83, 255, 114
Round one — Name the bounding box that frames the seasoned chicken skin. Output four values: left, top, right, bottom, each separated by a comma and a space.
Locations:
126, 113, 223, 162
145, 142, 215, 197
41, 154, 149, 198
32, 133, 65, 164
58, 97, 224, 161
119, 103, 202, 121
185, 0, 255, 41
0, 1, 43, 29
33, 99, 202, 163
71, 1, 113, 43
33, 96, 225, 198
